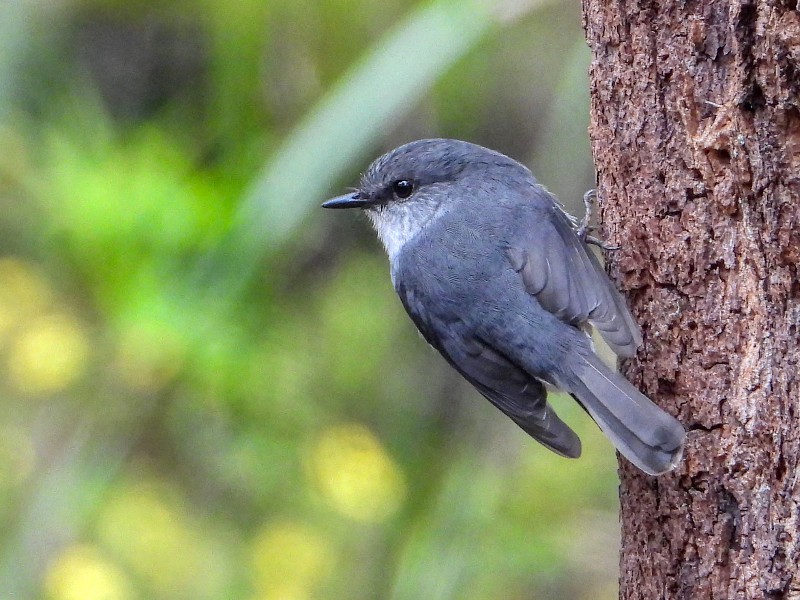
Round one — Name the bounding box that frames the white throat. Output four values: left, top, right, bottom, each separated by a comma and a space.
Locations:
366, 198, 447, 263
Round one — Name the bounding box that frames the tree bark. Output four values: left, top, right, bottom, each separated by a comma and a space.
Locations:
582, 1, 800, 598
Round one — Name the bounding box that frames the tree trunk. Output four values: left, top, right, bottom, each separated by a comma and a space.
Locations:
582, 1, 800, 598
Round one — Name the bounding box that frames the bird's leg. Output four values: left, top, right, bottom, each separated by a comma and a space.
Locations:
577, 189, 620, 251
576, 189, 595, 239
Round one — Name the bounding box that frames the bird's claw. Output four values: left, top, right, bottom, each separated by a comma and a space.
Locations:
576, 189, 596, 240
577, 189, 620, 251
584, 235, 621, 251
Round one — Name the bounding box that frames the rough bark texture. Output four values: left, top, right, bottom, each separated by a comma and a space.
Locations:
582, 1, 800, 598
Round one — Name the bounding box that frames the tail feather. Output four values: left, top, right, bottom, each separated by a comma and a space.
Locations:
569, 354, 685, 475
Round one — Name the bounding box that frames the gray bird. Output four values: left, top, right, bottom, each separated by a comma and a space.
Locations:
322, 139, 685, 475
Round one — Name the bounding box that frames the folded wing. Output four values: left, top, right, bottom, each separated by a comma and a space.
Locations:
396, 280, 581, 458
505, 193, 642, 357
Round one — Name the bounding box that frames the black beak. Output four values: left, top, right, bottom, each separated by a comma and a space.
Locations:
321, 193, 372, 209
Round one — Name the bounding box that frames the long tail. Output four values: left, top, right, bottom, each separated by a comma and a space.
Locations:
568, 353, 685, 475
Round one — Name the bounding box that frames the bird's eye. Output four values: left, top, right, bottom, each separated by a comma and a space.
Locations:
392, 179, 414, 199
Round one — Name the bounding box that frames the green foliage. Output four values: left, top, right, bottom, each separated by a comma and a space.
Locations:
0, 1, 617, 599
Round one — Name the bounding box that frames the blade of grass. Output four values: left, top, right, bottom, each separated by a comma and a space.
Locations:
203, 0, 552, 296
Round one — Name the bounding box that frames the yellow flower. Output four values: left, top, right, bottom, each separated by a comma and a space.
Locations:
8, 313, 89, 395
45, 545, 135, 600
308, 423, 406, 522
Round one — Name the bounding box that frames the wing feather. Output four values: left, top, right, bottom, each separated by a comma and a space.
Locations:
507, 192, 642, 357
396, 279, 581, 458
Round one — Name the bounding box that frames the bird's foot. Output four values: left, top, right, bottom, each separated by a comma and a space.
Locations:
577, 189, 620, 251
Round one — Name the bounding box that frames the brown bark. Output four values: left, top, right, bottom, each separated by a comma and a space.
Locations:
582, 1, 800, 598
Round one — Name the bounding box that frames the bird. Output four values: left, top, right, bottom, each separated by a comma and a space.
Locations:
322, 138, 685, 475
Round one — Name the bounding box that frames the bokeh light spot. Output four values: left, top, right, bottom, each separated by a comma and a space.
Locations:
250, 521, 332, 598
309, 423, 406, 522
249, 583, 311, 600
0, 257, 53, 341
96, 480, 217, 597
45, 544, 135, 600
0, 257, 53, 309
8, 313, 89, 395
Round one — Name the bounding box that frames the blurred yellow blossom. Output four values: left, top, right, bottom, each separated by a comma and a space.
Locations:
45, 544, 135, 600
250, 521, 333, 598
8, 313, 89, 394
308, 423, 406, 522
0, 257, 53, 342
249, 583, 311, 600
96, 480, 217, 597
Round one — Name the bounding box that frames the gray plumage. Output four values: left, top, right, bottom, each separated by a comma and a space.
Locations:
322, 138, 685, 475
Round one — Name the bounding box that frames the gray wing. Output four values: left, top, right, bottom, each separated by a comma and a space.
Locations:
447, 335, 582, 458
396, 279, 581, 458
505, 198, 642, 357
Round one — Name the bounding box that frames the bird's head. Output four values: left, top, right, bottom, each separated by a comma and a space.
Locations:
323, 138, 529, 259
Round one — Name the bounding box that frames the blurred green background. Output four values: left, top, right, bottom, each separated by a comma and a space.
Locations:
0, 0, 621, 598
